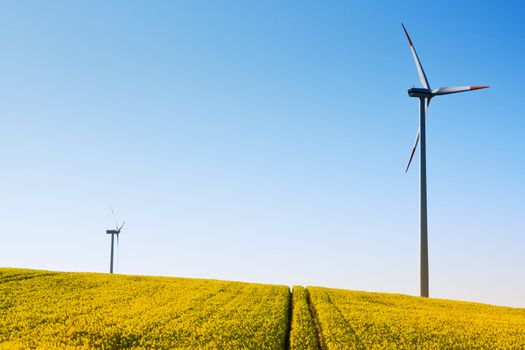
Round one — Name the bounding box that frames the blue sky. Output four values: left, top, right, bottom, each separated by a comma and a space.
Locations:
0, 1, 523, 307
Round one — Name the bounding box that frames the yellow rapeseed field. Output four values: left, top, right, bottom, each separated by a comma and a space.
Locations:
0, 268, 289, 349
308, 287, 525, 349
3, 268, 525, 349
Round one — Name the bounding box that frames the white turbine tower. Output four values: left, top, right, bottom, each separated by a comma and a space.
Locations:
106, 207, 125, 274
401, 23, 488, 298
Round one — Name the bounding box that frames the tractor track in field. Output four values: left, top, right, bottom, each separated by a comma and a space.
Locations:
285, 287, 325, 350
305, 288, 326, 350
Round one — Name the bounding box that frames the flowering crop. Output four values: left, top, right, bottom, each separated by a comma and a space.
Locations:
0, 268, 289, 349
308, 287, 525, 349
3, 268, 525, 349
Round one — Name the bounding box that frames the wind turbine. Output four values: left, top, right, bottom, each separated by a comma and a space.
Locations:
106, 207, 125, 274
401, 23, 488, 298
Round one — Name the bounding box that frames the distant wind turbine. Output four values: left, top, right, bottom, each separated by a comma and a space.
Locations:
106, 206, 125, 274
401, 23, 488, 298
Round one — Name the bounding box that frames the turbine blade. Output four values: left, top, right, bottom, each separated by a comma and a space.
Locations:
402, 23, 430, 90
405, 98, 430, 173
111, 206, 118, 230
118, 220, 125, 232
432, 85, 489, 96
405, 130, 420, 173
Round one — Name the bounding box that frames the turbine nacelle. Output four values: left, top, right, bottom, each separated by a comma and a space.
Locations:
408, 88, 432, 98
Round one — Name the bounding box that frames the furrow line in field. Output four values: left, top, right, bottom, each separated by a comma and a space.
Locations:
305, 288, 325, 350
284, 287, 292, 350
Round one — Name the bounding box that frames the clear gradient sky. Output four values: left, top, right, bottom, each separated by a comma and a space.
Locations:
0, 1, 523, 307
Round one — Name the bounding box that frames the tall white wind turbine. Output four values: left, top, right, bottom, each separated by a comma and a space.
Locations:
401, 23, 488, 297
106, 206, 125, 274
